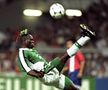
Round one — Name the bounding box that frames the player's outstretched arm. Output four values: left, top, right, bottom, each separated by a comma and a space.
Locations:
27, 70, 44, 78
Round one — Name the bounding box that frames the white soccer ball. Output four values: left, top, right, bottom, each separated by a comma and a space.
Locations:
49, 3, 65, 18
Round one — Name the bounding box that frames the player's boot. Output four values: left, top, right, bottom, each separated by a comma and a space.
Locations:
80, 24, 95, 39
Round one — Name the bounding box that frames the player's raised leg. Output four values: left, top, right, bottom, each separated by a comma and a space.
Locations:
44, 24, 95, 73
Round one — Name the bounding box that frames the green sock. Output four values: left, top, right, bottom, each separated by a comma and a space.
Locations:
44, 57, 65, 73
51, 57, 65, 73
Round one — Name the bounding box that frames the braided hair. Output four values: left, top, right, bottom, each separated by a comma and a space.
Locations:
16, 29, 30, 44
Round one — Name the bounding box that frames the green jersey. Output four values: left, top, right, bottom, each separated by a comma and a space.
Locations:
18, 48, 48, 73
18, 47, 61, 75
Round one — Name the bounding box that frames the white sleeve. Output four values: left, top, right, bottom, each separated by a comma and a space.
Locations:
31, 62, 44, 71
19, 49, 31, 72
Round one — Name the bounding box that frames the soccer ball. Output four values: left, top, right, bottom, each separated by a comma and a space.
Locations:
49, 3, 65, 18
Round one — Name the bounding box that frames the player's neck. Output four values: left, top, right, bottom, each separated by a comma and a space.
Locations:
21, 45, 28, 48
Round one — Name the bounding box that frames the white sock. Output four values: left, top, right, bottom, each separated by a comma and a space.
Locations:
77, 36, 90, 46
67, 36, 90, 57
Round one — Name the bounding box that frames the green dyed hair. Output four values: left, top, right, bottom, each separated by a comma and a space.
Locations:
20, 29, 28, 37
16, 28, 30, 44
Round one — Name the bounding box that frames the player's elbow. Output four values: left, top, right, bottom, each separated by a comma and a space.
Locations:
27, 71, 31, 75
27, 70, 34, 76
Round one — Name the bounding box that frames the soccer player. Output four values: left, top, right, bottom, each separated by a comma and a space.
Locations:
63, 37, 85, 90
17, 24, 95, 90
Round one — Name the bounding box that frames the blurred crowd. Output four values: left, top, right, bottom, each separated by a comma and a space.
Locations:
0, 0, 20, 7
0, 0, 108, 78
81, 0, 108, 49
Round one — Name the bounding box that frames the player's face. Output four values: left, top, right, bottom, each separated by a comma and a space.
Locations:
66, 41, 73, 49
25, 34, 35, 48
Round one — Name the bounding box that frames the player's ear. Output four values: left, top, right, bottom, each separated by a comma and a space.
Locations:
25, 39, 29, 44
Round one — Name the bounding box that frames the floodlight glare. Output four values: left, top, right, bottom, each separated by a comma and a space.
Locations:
23, 9, 42, 16
66, 9, 82, 17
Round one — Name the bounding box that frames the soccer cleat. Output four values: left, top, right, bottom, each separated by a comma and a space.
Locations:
80, 24, 95, 39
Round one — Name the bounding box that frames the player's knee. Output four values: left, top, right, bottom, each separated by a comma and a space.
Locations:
43, 78, 57, 84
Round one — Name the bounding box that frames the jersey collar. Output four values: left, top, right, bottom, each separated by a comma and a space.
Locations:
19, 48, 29, 50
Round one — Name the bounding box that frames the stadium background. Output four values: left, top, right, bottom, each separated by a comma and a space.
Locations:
0, 0, 108, 90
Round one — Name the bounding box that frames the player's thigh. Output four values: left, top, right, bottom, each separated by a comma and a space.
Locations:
41, 68, 59, 84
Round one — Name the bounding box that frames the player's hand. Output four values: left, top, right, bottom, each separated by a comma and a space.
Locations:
77, 72, 83, 78
34, 70, 44, 78
28, 70, 44, 78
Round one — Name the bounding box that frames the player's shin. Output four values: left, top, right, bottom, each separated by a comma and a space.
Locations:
67, 36, 90, 57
